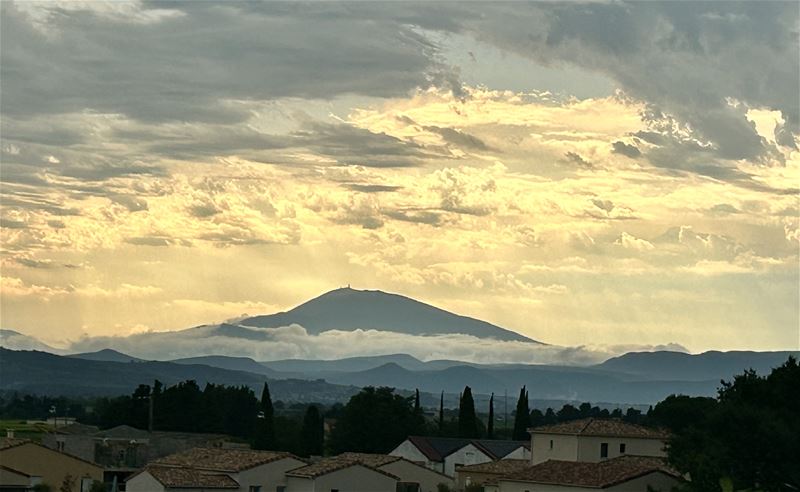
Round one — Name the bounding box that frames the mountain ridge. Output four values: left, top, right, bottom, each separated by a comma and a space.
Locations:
239, 287, 537, 343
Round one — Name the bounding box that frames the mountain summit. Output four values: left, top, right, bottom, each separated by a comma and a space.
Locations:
239, 287, 537, 343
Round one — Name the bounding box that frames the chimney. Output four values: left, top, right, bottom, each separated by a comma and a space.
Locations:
6, 429, 15, 438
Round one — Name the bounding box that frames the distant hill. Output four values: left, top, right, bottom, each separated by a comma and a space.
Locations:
69, 348, 143, 363
171, 355, 278, 376
240, 287, 535, 342
0, 329, 61, 353
596, 350, 798, 381
0, 348, 357, 402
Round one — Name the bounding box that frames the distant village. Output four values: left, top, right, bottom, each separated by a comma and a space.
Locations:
0, 415, 676, 492
1, 355, 797, 492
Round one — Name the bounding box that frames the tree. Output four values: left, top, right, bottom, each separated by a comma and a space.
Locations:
329, 386, 421, 454
59, 475, 75, 492
254, 382, 276, 450
487, 393, 495, 439
458, 386, 479, 438
438, 391, 444, 432
657, 356, 800, 491
512, 386, 530, 441
301, 405, 324, 457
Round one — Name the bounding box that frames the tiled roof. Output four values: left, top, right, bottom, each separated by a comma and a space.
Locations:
529, 418, 670, 439
405, 436, 528, 462
473, 439, 530, 459
0, 438, 30, 451
286, 458, 399, 480
499, 456, 681, 488
0, 438, 103, 468
337, 452, 402, 467
143, 466, 239, 489
455, 459, 529, 475
155, 447, 302, 472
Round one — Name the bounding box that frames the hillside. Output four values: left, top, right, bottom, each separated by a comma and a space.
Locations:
240, 287, 535, 342
0, 348, 357, 402
69, 348, 144, 363
596, 350, 798, 381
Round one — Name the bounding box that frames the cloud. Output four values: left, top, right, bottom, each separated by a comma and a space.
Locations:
65, 323, 688, 366
0, 2, 452, 123
611, 141, 641, 158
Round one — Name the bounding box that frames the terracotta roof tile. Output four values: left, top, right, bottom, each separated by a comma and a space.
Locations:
144, 466, 239, 489
154, 447, 301, 472
529, 418, 670, 439
455, 459, 529, 475
499, 456, 681, 488
0, 438, 30, 451
286, 460, 400, 480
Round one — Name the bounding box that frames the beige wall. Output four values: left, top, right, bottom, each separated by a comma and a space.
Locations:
0, 466, 33, 488
0, 442, 102, 491
455, 469, 503, 491
380, 459, 453, 492
235, 457, 307, 492
575, 437, 666, 463
126, 471, 166, 492
607, 472, 681, 491
390, 440, 442, 473
287, 464, 397, 492
530, 434, 578, 465
443, 444, 492, 477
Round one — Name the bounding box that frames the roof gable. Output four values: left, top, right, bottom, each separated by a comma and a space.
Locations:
138, 466, 239, 489
286, 460, 399, 480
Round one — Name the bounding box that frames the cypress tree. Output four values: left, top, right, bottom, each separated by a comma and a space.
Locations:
512, 386, 531, 441
414, 389, 420, 414
301, 405, 324, 457
458, 386, 479, 438
253, 382, 275, 450
438, 391, 444, 432
487, 393, 495, 439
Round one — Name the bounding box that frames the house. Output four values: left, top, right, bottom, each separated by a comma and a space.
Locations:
285, 459, 399, 492
42, 423, 242, 485
126, 447, 306, 492
454, 460, 529, 491
528, 418, 669, 465
0, 438, 103, 492
390, 437, 530, 477
486, 455, 683, 492
334, 453, 454, 492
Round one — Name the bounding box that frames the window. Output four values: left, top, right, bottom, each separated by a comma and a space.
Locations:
600, 442, 608, 459
248, 487, 261, 492
331, 489, 339, 492
619, 443, 626, 454
549, 439, 553, 450
276, 487, 286, 492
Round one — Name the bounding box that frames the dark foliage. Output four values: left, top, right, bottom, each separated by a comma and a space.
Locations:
512, 386, 530, 441
458, 386, 480, 438
301, 405, 325, 457
651, 356, 800, 491
328, 386, 425, 454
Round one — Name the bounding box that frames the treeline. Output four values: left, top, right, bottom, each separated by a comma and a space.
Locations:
648, 356, 799, 491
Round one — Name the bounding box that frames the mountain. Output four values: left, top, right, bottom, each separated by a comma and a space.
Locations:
0, 348, 357, 402
171, 355, 278, 376
240, 287, 535, 342
0, 329, 61, 353
69, 348, 143, 363
262, 354, 431, 373
596, 350, 798, 381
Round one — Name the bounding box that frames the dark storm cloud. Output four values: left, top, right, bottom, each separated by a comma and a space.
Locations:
612, 141, 641, 158
0, 2, 448, 123
422, 125, 492, 152
455, 2, 799, 163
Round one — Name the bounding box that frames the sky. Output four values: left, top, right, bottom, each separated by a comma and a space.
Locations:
1, 1, 798, 354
